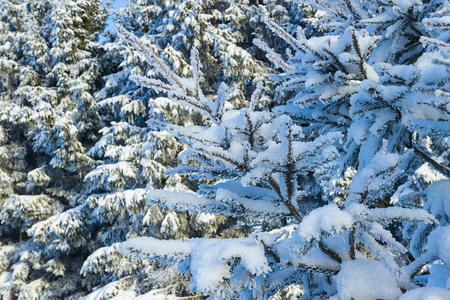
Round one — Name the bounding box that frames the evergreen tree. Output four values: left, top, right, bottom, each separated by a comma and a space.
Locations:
111, 1, 448, 299
0, 0, 107, 298
253, 0, 450, 298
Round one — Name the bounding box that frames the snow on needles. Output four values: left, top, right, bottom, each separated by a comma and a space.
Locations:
120, 237, 270, 293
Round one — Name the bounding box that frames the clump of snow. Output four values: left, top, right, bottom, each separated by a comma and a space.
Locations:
425, 180, 450, 221
399, 287, 450, 300
426, 226, 450, 267
364, 62, 379, 82
194, 212, 215, 224
160, 212, 180, 235
0, 271, 12, 285
416, 164, 448, 184
189, 238, 269, 293
349, 119, 370, 145
298, 204, 353, 240
336, 259, 401, 300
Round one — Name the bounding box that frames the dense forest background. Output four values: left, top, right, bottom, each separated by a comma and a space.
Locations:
0, 0, 449, 299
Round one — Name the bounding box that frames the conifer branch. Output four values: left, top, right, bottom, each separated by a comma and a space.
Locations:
116, 24, 184, 89
351, 28, 367, 79
298, 262, 339, 275
322, 48, 347, 74
420, 36, 450, 48
250, 82, 263, 111
195, 147, 244, 170
268, 175, 303, 222
344, 0, 361, 20
190, 47, 202, 99
318, 241, 342, 263
349, 228, 356, 260
263, 16, 304, 53
410, 143, 450, 177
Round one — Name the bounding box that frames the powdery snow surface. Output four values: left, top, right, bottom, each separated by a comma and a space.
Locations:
120, 237, 269, 293
89, 288, 179, 300
134, 291, 178, 300
336, 259, 402, 300
399, 287, 450, 300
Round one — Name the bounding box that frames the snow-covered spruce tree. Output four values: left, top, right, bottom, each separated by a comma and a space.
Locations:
76, 25, 343, 299
110, 0, 315, 105
252, 0, 450, 298
59, 2, 317, 297
85, 2, 449, 297
0, 0, 108, 298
